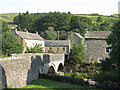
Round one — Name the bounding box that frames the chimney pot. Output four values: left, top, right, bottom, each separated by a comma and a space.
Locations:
25, 28, 28, 34
15, 28, 17, 33
36, 31, 38, 35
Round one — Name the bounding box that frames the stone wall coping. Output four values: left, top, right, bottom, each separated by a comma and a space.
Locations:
0, 53, 64, 61
0, 57, 28, 61
11, 53, 64, 56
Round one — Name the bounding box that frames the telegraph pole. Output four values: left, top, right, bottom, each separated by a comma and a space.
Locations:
57, 30, 59, 53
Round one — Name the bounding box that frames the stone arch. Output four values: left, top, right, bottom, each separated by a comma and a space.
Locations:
57, 63, 63, 71
48, 66, 55, 74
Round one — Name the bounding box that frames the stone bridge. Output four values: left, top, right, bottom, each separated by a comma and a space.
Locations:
0, 53, 64, 88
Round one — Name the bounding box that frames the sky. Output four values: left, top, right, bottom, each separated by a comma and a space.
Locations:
0, 0, 120, 15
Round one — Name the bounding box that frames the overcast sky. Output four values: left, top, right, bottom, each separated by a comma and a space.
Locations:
0, 0, 119, 15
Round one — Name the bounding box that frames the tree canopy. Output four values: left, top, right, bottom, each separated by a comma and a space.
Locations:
2, 21, 24, 56
99, 20, 120, 71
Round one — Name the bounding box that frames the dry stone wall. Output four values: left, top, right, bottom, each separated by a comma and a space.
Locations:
0, 53, 64, 88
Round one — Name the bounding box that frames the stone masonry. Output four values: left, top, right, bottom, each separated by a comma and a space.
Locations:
85, 31, 111, 62
0, 53, 64, 88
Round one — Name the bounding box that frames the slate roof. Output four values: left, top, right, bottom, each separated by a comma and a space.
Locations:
85, 31, 111, 39
45, 40, 70, 47
16, 31, 44, 40
74, 32, 84, 39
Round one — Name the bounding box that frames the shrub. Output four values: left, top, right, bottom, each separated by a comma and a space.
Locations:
25, 44, 43, 53
94, 70, 120, 83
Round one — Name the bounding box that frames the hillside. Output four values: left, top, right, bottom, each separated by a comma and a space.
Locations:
1, 13, 118, 23
0, 13, 18, 22
1, 13, 118, 30
72, 14, 118, 22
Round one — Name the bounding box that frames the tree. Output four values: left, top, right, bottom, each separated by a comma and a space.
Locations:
40, 27, 57, 40
2, 31, 24, 55
2, 21, 9, 33
70, 16, 92, 37
69, 44, 85, 64
105, 20, 120, 70
96, 16, 103, 23
34, 12, 71, 32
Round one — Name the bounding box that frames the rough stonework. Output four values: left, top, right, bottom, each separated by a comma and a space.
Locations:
0, 64, 2, 89
0, 53, 64, 88
85, 31, 111, 62
0, 64, 7, 89
45, 40, 70, 54
85, 39, 109, 61
73, 32, 84, 45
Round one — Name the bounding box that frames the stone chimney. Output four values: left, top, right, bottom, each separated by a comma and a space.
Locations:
25, 28, 28, 34
85, 28, 88, 34
36, 31, 38, 35
11, 28, 17, 34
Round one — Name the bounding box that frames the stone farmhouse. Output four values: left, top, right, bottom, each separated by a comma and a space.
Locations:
85, 31, 111, 62
45, 40, 70, 54
11, 29, 45, 52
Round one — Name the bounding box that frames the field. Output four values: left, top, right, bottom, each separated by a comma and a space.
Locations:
73, 14, 118, 22
8, 78, 87, 89
0, 13, 18, 22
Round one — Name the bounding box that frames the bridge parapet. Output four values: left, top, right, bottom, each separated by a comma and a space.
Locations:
0, 53, 65, 88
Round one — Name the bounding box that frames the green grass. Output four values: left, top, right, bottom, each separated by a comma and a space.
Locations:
73, 14, 118, 23
8, 78, 87, 89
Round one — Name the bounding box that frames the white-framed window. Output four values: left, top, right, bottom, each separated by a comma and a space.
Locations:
98, 58, 104, 63
90, 58, 93, 62
105, 47, 110, 53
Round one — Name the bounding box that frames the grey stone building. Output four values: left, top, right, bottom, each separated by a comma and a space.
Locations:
45, 40, 70, 54
11, 29, 45, 52
73, 32, 84, 45
85, 31, 111, 62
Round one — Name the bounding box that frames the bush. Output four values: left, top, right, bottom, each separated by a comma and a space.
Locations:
64, 72, 91, 79
94, 70, 120, 83
25, 44, 43, 53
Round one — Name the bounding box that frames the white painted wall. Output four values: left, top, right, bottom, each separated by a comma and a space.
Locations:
24, 39, 45, 51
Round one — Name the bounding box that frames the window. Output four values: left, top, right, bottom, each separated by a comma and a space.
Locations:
90, 58, 93, 62
106, 47, 110, 53
49, 47, 52, 50
98, 58, 104, 63
63, 47, 65, 51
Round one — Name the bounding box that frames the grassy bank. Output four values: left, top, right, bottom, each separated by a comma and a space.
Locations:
8, 78, 87, 89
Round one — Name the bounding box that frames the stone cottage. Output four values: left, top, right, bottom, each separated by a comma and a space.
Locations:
45, 40, 70, 54
12, 29, 45, 53
85, 31, 111, 62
